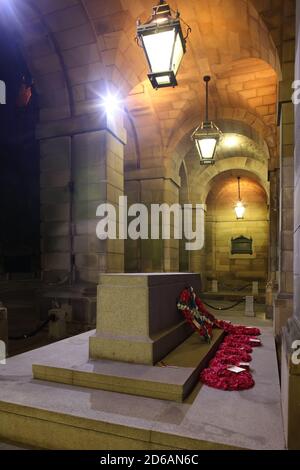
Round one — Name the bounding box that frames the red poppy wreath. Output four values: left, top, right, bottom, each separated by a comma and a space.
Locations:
177, 286, 261, 391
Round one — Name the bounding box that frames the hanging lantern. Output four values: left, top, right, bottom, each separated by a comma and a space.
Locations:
191, 76, 222, 165
136, 1, 191, 89
234, 177, 246, 220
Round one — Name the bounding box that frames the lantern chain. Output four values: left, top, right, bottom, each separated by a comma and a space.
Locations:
238, 177, 242, 201
135, 1, 192, 46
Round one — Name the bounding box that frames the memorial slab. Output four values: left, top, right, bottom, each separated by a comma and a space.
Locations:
89, 273, 201, 365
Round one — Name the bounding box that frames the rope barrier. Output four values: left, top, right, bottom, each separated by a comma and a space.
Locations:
202, 298, 245, 311
8, 315, 56, 341
218, 282, 252, 292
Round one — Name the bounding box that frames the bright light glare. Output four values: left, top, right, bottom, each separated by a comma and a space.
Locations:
235, 201, 246, 219
156, 75, 171, 85
223, 135, 239, 148
196, 138, 217, 160
101, 93, 121, 115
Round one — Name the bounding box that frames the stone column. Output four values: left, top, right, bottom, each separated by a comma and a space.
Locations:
274, 90, 295, 334
281, 1, 300, 450
268, 169, 280, 281
125, 168, 180, 273
189, 203, 206, 287
266, 169, 279, 318
38, 110, 126, 285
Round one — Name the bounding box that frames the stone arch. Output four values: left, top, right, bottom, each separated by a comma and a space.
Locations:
9, 0, 135, 122
171, 115, 271, 176
6, 0, 282, 150
187, 157, 270, 204
121, 0, 281, 173
205, 170, 270, 286
118, 0, 281, 89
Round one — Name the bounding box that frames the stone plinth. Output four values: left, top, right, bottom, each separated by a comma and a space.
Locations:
212, 280, 218, 293
245, 296, 255, 317
0, 327, 284, 450
89, 273, 201, 365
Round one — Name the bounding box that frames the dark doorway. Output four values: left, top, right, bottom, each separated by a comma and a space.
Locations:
0, 23, 40, 277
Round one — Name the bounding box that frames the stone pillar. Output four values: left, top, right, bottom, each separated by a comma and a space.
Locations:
38, 111, 126, 285
274, 101, 294, 333
268, 169, 280, 284
212, 280, 218, 293
40, 136, 72, 283
252, 281, 259, 295
266, 168, 280, 319
245, 296, 255, 317
125, 169, 180, 273
189, 201, 206, 282
271, 0, 296, 332
280, 0, 299, 449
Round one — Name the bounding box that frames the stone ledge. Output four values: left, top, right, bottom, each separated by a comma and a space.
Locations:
89, 321, 193, 365
0, 327, 285, 450
0, 401, 237, 451
33, 330, 225, 402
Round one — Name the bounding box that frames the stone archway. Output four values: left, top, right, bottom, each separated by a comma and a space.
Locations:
1, 0, 284, 282
205, 171, 269, 291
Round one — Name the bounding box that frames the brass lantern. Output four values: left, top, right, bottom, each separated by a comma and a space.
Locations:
234, 177, 246, 220
136, 1, 191, 89
192, 76, 222, 165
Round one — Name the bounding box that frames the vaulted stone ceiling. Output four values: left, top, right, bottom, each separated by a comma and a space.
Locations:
124, 0, 280, 166
4, 0, 287, 176
206, 172, 268, 207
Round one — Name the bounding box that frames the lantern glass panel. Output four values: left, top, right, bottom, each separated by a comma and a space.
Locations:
235, 201, 246, 219
142, 28, 176, 73
156, 75, 172, 85
172, 31, 184, 74
196, 137, 217, 160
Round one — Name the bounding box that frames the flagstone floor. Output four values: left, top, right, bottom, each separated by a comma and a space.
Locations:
0, 441, 28, 450
0, 302, 284, 450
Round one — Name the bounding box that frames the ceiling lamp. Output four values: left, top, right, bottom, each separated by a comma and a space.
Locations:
234, 177, 246, 220
191, 76, 222, 165
136, 1, 191, 89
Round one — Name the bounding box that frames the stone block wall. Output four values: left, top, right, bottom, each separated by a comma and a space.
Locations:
273, 0, 296, 329
124, 172, 180, 273
40, 136, 72, 282
206, 203, 269, 286
40, 117, 126, 284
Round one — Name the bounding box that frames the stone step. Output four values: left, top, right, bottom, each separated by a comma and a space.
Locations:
0, 327, 285, 450
32, 330, 225, 402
